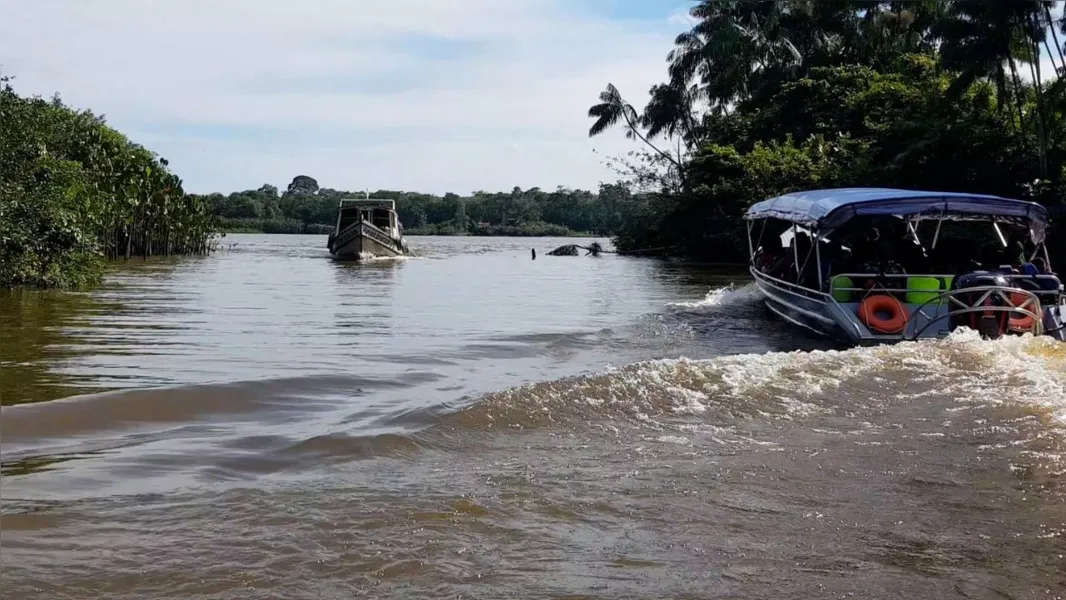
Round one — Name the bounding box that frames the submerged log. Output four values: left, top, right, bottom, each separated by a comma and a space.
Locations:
546, 242, 607, 256
547, 244, 579, 256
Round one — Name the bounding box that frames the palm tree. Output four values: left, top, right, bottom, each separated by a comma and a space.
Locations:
587, 83, 684, 176
666, 0, 887, 110
852, 2, 942, 68
667, 0, 789, 111
935, 0, 1055, 175
642, 82, 704, 146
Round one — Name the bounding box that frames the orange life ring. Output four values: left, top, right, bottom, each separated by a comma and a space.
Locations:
1008, 292, 1036, 331
858, 294, 908, 334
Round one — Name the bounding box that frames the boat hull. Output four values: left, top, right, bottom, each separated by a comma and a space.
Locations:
754, 271, 862, 344
753, 268, 1066, 345
328, 222, 407, 261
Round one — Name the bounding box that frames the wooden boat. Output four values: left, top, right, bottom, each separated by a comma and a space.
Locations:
744, 187, 1066, 344
327, 195, 410, 260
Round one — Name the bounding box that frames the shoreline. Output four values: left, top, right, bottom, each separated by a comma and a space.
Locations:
220, 228, 605, 238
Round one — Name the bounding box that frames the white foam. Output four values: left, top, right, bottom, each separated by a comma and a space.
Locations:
481, 329, 1066, 438
614, 333, 1065, 423
653, 435, 692, 445
667, 283, 762, 310
358, 253, 423, 262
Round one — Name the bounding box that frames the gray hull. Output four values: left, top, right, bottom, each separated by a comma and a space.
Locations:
754, 272, 862, 344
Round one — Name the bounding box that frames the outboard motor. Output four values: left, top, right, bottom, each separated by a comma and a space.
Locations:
950, 271, 1010, 339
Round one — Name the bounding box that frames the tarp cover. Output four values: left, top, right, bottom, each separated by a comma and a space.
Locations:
744, 188, 1049, 242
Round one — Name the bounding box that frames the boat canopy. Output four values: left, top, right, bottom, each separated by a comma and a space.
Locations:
744, 188, 1049, 243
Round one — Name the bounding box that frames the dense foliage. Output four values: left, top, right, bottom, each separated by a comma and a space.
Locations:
1, 77, 219, 288
200, 178, 640, 237
591, 0, 1066, 263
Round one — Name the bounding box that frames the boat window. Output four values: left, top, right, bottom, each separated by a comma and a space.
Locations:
338, 208, 361, 231
372, 208, 391, 229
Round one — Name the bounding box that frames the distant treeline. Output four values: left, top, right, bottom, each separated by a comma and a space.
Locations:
197, 175, 641, 237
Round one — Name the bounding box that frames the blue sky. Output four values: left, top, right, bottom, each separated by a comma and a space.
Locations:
0, 0, 693, 195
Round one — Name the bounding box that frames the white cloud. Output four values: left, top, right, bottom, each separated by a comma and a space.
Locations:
0, 0, 687, 194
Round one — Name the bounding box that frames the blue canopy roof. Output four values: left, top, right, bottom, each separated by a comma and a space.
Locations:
744, 188, 1049, 242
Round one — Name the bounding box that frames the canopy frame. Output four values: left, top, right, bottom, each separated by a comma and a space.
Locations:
744, 188, 1049, 245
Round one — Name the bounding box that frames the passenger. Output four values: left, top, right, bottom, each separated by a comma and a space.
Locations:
896, 228, 926, 272
1020, 261, 1041, 276
1011, 257, 1059, 293
848, 228, 880, 271
871, 228, 899, 267
979, 242, 1003, 270
778, 238, 798, 281
1029, 257, 1062, 292
930, 238, 961, 274
794, 233, 817, 286
755, 252, 773, 273
1004, 235, 1028, 266
758, 235, 787, 276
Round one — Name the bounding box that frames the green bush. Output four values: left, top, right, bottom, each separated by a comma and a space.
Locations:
1, 80, 219, 288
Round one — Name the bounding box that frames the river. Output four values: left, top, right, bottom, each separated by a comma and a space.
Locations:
1, 234, 1064, 599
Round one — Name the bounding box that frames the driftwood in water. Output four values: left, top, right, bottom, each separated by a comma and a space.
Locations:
547, 241, 604, 256
546, 241, 677, 257
547, 244, 580, 256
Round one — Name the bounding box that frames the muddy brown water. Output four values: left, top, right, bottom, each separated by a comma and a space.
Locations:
1, 234, 1064, 599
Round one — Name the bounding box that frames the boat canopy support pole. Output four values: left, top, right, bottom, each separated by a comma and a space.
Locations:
1030, 243, 1043, 262
796, 237, 817, 285
815, 234, 823, 289
792, 224, 801, 277
746, 221, 754, 259
931, 210, 945, 249
992, 221, 1007, 247
906, 220, 921, 246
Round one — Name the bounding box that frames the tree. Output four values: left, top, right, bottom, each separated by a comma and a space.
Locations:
286, 175, 319, 196
585, 0, 1066, 261
1, 80, 219, 288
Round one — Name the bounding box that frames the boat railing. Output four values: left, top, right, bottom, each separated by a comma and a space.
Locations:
751, 267, 835, 300
827, 272, 957, 295
751, 267, 867, 339
903, 286, 1043, 339
826, 272, 1062, 297
827, 272, 1046, 336
757, 267, 1049, 339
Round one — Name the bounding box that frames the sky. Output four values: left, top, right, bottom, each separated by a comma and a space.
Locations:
0, 0, 695, 195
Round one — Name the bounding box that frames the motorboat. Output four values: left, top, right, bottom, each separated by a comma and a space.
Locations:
744, 187, 1065, 344
327, 195, 410, 260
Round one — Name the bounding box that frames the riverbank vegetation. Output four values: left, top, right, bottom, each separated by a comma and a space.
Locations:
200, 178, 638, 237
591, 0, 1066, 262
1, 76, 220, 288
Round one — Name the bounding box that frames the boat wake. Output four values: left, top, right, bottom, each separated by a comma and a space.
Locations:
430, 328, 1066, 433
667, 282, 762, 312
3, 329, 1065, 600
356, 253, 423, 262
3, 327, 1064, 500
